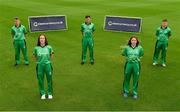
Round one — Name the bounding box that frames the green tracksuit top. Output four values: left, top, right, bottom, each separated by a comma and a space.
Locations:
11, 25, 27, 40
122, 45, 144, 63
156, 26, 171, 43
81, 23, 95, 38
33, 45, 54, 64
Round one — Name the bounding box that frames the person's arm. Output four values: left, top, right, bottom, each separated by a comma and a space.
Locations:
23, 26, 27, 37
11, 28, 15, 38
168, 29, 172, 38
49, 46, 54, 59
92, 24, 95, 37
81, 31, 84, 36
81, 24, 84, 37
122, 47, 127, 57
34, 55, 37, 61
33, 47, 37, 61
155, 28, 159, 37
51, 53, 54, 59
139, 46, 144, 58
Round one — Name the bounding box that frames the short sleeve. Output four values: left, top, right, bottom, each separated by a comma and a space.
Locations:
156, 28, 159, 37
11, 27, 15, 35
122, 47, 127, 56
139, 46, 144, 57
92, 24, 95, 32
48, 46, 54, 55
81, 24, 84, 32
23, 26, 27, 34
168, 29, 172, 37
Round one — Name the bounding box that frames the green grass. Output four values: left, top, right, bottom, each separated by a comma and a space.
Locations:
0, 0, 180, 111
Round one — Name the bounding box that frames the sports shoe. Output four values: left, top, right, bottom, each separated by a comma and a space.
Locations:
14, 63, 18, 66
90, 62, 94, 65
152, 62, 157, 66
81, 62, 85, 65
48, 95, 53, 99
25, 63, 29, 66
162, 64, 166, 67
123, 93, 128, 98
41, 94, 46, 100
133, 95, 138, 99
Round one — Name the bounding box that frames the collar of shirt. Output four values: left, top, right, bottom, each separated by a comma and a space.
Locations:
161, 26, 167, 29
15, 24, 22, 28
85, 22, 91, 25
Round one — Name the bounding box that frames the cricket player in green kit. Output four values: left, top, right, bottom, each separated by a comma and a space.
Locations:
153, 19, 172, 67
122, 36, 144, 99
11, 17, 29, 66
81, 15, 95, 65
33, 34, 54, 100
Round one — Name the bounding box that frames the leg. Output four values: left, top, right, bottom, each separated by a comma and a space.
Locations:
153, 41, 161, 64
89, 38, 94, 63
161, 43, 168, 65
20, 40, 29, 64
14, 41, 20, 64
45, 64, 53, 96
132, 63, 140, 96
36, 64, 45, 96
123, 62, 132, 94
82, 38, 88, 63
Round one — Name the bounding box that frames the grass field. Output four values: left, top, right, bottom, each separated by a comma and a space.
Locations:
0, 0, 180, 111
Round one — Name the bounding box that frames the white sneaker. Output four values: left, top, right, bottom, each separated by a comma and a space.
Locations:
123, 93, 128, 98
41, 94, 46, 100
48, 95, 53, 99
153, 62, 157, 66
133, 95, 138, 99
162, 64, 166, 67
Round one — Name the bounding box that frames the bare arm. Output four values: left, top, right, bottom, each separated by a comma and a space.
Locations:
81, 31, 84, 37
11, 33, 14, 38
51, 53, 54, 59
33, 55, 38, 61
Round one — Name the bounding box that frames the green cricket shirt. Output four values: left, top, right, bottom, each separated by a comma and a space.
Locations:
81, 23, 95, 38
11, 25, 27, 40
156, 26, 171, 42
122, 45, 144, 63
33, 45, 54, 64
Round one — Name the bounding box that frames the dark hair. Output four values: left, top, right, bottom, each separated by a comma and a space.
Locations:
127, 35, 139, 47
14, 17, 19, 20
85, 15, 91, 18
37, 34, 48, 46
162, 19, 168, 22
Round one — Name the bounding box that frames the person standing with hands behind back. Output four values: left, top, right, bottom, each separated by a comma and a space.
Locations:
122, 36, 144, 99
81, 15, 95, 65
11, 17, 29, 66
153, 19, 172, 67
33, 34, 54, 100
